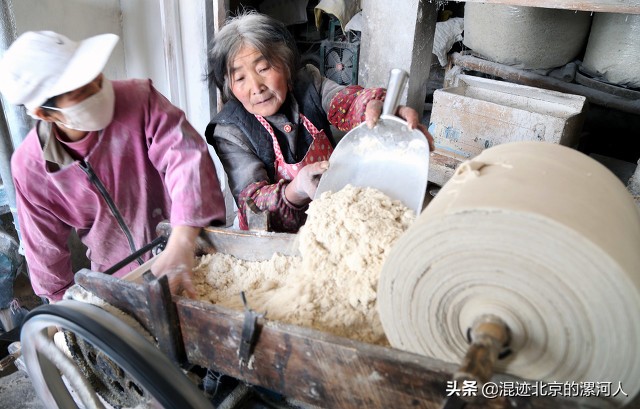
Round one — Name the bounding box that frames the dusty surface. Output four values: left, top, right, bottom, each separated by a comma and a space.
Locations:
0, 370, 43, 409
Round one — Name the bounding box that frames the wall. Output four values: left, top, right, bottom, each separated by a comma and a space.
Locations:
121, 0, 212, 134
359, 0, 437, 112
120, 0, 169, 98
11, 0, 212, 133
12, 0, 127, 83
178, 0, 212, 134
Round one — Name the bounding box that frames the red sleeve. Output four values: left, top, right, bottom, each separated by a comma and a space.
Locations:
238, 180, 307, 233
328, 86, 387, 131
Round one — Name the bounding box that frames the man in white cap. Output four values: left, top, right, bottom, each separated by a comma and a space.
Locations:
0, 31, 226, 302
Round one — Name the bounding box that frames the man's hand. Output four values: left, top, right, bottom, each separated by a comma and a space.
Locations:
284, 161, 330, 205
364, 100, 435, 152
150, 225, 200, 298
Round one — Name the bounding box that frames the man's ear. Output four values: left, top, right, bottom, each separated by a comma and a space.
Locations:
31, 107, 56, 122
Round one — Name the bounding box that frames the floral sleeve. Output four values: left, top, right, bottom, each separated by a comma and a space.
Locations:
327, 86, 386, 131
238, 180, 307, 232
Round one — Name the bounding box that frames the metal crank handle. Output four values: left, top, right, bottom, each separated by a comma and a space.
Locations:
455, 315, 511, 402
439, 315, 511, 409
382, 68, 409, 116
0, 349, 20, 371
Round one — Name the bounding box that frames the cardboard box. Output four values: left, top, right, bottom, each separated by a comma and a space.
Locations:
428, 75, 587, 163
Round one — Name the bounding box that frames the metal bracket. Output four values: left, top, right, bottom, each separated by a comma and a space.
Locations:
238, 291, 262, 367
0, 342, 20, 372
143, 272, 187, 366
102, 235, 167, 276
440, 315, 512, 409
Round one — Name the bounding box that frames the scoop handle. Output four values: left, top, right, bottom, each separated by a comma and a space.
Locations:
382, 68, 409, 116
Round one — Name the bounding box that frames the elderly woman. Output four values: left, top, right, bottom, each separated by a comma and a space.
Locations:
206, 12, 433, 233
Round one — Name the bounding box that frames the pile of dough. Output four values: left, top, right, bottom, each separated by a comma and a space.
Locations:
378, 142, 640, 406
193, 185, 414, 344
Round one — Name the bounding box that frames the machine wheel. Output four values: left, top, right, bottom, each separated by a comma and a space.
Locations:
63, 330, 149, 408
21, 300, 215, 409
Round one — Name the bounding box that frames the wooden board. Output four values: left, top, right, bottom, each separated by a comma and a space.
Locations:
176, 298, 595, 409
430, 74, 587, 162
75, 270, 152, 333
458, 0, 640, 14
178, 297, 450, 408
428, 152, 462, 187
450, 52, 640, 115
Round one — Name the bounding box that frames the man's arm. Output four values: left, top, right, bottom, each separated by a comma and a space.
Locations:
13, 175, 74, 302
150, 225, 199, 297
143, 81, 225, 295
144, 81, 226, 228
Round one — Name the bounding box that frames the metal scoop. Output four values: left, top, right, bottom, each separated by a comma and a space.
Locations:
315, 68, 430, 214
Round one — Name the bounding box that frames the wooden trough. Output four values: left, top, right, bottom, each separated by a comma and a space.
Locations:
72, 225, 602, 409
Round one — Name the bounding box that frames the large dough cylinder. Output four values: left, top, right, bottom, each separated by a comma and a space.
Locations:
463, 4, 592, 70
378, 142, 640, 406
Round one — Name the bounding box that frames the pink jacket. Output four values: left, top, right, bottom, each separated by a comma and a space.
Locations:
11, 79, 225, 300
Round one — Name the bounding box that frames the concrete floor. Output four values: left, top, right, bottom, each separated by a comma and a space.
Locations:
0, 370, 44, 409
0, 273, 45, 409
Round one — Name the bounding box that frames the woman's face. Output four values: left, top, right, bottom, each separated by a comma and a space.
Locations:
229, 44, 289, 117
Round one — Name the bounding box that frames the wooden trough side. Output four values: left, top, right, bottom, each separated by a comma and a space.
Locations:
178, 297, 450, 408
75, 270, 152, 332
74, 263, 599, 409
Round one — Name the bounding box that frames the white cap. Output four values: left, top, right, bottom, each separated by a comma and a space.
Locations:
0, 31, 119, 110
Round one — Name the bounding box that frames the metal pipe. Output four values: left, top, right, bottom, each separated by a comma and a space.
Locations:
102, 236, 167, 276
0, 0, 32, 242
0, 99, 17, 219
0, 1, 31, 148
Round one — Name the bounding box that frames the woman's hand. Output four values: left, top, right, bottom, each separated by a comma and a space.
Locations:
150, 225, 200, 298
364, 100, 435, 152
284, 161, 330, 206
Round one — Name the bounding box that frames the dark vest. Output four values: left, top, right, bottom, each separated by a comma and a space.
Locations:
205, 70, 335, 181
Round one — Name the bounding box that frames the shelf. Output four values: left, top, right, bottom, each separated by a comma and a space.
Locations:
458, 0, 640, 14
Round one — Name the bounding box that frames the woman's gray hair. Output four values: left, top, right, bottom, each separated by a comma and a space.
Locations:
208, 12, 300, 102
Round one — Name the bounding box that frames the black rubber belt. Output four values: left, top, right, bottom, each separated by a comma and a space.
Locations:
22, 301, 214, 409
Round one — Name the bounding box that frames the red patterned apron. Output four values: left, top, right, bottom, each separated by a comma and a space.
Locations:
240, 114, 334, 229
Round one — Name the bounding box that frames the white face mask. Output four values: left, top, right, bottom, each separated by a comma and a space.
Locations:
47, 78, 115, 131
